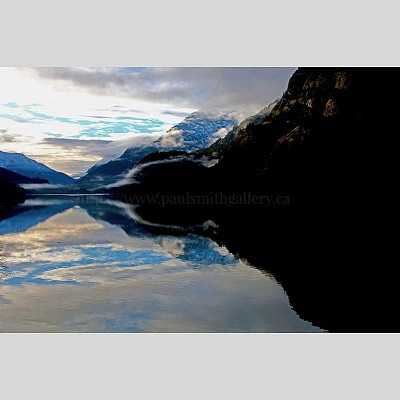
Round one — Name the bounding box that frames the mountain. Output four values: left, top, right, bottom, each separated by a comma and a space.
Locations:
76, 111, 237, 188
0, 151, 74, 185
112, 67, 399, 332
0, 166, 49, 184
107, 98, 282, 194
107, 99, 280, 189
203, 98, 279, 157
153, 111, 237, 149
206, 67, 397, 198
116, 68, 396, 198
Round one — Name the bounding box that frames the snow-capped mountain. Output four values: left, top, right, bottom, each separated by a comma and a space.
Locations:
76, 111, 237, 188
0, 151, 74, 184
154, 111, 236, 149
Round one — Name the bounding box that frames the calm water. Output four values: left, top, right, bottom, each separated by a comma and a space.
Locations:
0, 196, 322, 332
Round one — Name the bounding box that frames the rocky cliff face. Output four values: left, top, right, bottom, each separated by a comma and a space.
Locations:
203, 99, 279, 157
114, 67, 399, 332
212, 68, 396, 194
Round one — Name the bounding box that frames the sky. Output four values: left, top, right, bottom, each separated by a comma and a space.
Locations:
0, 67, 295, 177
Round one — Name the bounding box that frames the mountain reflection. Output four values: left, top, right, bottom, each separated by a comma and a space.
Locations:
0, 199, 73, 235
0, 196, 322, 332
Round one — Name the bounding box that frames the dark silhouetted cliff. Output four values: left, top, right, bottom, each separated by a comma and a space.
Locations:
112, 68, 399, 332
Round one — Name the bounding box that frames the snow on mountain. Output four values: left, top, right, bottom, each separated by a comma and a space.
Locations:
0, 151, 75, 185
154, 111, 237, 149
76, 111, 237, 188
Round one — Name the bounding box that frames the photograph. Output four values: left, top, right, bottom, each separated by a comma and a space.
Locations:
1, 66, 396, 333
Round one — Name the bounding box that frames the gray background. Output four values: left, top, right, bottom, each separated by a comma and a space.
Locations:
1, 0, 399, 399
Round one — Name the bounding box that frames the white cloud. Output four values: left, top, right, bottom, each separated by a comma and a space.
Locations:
208, 127, 230, 145
156, 128, 184, 147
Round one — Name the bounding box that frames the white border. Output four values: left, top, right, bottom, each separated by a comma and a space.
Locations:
2, 1, 400, 66
2, 333, 400, 399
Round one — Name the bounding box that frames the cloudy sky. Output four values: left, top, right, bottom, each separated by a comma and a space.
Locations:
0, 67, 295, 177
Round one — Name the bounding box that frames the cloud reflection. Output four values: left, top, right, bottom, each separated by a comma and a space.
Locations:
0, 198, 322, 332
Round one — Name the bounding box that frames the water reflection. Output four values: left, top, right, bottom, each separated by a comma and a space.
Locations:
0, 196, 322, 332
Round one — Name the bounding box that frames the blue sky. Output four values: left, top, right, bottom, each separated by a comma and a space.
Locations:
0, 67, 295, 176
1, 102, 170, 137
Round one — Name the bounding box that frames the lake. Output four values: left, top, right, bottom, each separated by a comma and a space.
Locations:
0, 196, 322, 332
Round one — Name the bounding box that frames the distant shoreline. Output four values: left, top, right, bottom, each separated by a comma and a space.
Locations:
28, 193, 110, 196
